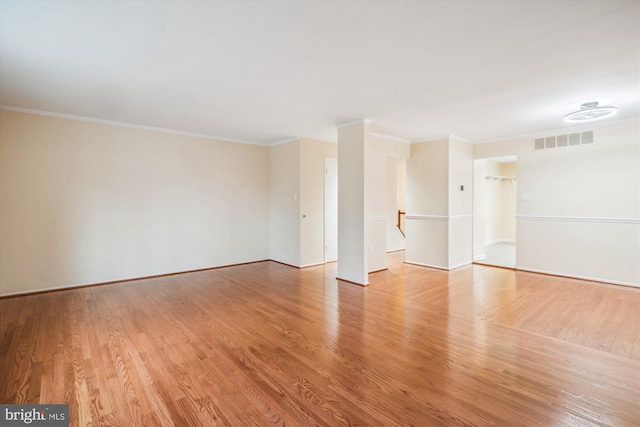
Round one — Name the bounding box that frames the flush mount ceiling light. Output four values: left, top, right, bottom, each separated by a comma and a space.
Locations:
564, 102, 618, 123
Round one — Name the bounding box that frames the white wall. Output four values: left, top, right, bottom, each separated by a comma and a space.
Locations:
367, 148, 388, 272
448, 138, 474, 269
0, 110, 270, 295
406, 137, 474, 270
475, 119, 640, 286
270, 140, 301, 266
299, 138, 337, 267
473, 159, 487, 259
407, 139, 450, 215
405, 139, 451, 269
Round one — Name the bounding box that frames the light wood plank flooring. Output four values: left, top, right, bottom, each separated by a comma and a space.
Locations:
1, 252, 639, 426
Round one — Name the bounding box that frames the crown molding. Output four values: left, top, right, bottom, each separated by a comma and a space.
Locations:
336, 118, 373, 129
410, 135, 450, 144
367, 132, 411, 144
0, 105, 265, 146
449, 134, 475, 143
270, 137, 300, 146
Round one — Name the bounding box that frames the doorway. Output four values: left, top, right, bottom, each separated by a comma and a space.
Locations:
473, 156, 517, 268
324, 157, 338, 263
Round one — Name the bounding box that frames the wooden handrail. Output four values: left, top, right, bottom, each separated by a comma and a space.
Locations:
397, 210, 406, 237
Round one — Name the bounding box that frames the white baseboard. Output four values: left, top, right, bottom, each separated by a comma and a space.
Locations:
300, 261, 326, 268
514, 266, 639, 288
449, 261, 473, 270
405, 260, 472, 271
405, 260, 449, 270
474, 254, 487, 261
0, 259, 272, 297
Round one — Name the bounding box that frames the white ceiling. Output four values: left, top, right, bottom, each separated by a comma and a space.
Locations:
1, 1, 638, 145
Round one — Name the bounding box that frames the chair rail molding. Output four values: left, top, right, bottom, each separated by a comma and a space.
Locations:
406, 214, 473, 221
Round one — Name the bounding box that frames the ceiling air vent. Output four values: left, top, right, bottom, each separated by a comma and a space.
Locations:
569, 133, 581, 146
581, 131, 594, 144
533, 131, 594, 151
557, 134, 568, 147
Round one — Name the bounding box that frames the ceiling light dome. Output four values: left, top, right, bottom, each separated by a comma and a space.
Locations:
564, 102, 618, 123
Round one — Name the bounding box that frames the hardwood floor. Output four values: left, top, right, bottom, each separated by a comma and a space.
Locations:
1, 251, 639, 426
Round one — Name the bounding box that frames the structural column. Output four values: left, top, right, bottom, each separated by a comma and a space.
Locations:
337, 120, 370, 285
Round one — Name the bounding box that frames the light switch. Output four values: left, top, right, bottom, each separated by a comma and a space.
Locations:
522, 193, 528, 201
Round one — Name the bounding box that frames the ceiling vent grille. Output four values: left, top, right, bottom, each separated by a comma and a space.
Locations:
533, 131, 593, 151
557, 134, 568, 147
569, 133, 581, 146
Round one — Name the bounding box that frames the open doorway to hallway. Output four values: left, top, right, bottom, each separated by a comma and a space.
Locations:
387, 157, 406, 259
473, 156, 517, 269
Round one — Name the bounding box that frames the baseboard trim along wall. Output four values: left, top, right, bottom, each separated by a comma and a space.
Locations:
336, 277, 369, 287
272, 259, 326, 269
405, 261, 448, 270
449, 261, 473, 270
514, 266, 640, 288
300, 262, 327, 268
0, 259, 271, 298
404, 260, 472, 271
5, 257, 637, 298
